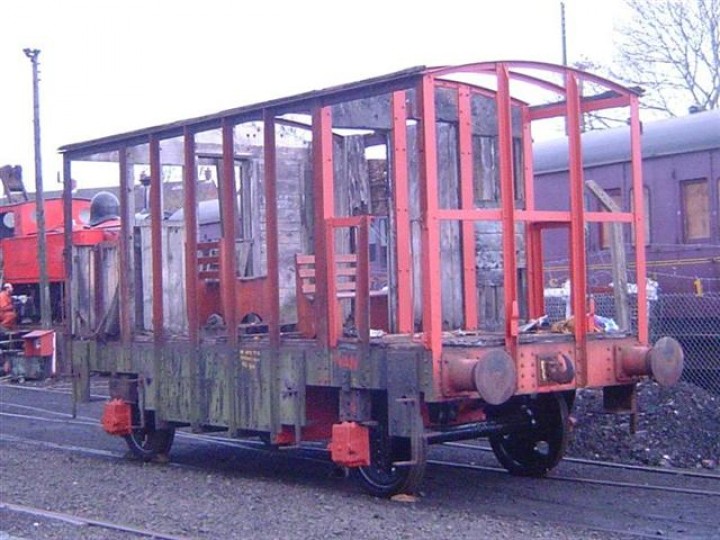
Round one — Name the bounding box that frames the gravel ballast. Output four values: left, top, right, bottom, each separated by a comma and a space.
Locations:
568, 380, 720, 470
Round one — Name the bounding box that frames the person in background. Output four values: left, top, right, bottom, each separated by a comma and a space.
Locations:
0, 283, 18, 329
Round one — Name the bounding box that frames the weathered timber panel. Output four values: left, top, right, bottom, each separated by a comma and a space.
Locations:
236, 347, 271, 431
437, 122, 464, 328
71, 247, 93, 336
387, 349, 424, 437
202, 348, 231, 427
72, 244, 119, 337
406, 121, 470, 329
330, 90, 523, 137
156, 343, 195, 423
343, 135, 371, 215
407, 123, 422, 330
138, 223, 188, 334
332, 95, 394, 130
474, 221, 527, 331
278, 349, 307, 427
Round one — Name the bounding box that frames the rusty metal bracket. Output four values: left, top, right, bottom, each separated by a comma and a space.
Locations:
603, 384, 638, 434
392, 396, 424, 467
339, 389, 371, 422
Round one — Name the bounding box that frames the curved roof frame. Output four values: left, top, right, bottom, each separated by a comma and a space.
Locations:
433, 77, 530, 108
425, 60, 641, 103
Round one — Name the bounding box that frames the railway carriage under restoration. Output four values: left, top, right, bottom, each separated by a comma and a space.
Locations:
60, 61, 683, 496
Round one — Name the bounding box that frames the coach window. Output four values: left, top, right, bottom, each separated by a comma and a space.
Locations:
681, 179, 710, 242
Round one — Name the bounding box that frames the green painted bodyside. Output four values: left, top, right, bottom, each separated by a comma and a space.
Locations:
71, 337, 430, 438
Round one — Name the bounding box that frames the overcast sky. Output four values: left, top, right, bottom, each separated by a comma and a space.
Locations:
1, 0, 627, 192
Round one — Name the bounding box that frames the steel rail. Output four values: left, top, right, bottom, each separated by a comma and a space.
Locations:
5, 408, 718, 500
1, 402, 98, 422
0, 411, 97, 427
444, 441, 720, 480
427, 458, 720, 497
0, 382, 109, 401
4, 435, 691, 540
0, 501, 192, 540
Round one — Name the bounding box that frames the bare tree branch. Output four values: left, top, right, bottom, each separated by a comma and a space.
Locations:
612, 0, 720, 116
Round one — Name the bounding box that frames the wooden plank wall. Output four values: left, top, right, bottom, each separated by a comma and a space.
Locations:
138, 223, 187, 333
72, 244, 119, 337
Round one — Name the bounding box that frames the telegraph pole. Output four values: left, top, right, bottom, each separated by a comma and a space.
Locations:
560, 1, 568, 66
23, 48, 51, 329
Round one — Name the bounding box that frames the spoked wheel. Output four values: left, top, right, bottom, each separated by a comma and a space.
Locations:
123, 408, 175, 462
489, 392, 570, 477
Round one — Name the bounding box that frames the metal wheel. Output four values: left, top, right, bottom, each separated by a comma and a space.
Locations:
354, 422, 426, 497
489, 392, 569, 477
123, 408, 175, 462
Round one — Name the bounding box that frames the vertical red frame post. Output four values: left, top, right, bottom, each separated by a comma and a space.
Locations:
496, 64, 519, 353
418, 75, 442, 360
629, 96, 648, 345
62, 157, 73, 322
118, 146, 133, 345
312, 105, 335, 348
263, 110, 281, 347
565, 72, 589, 384
182, 127, 199, 345
391, 91, 413, 334
182, 127, 201, 430
149, 135, 164, 342
356, 216, 371, 344
522, 107, 544, 319
62, 156, 73, 377
457, 85, 478, 330
220, 118, 238, 347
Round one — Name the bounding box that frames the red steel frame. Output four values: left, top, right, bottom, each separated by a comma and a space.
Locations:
182, 128, 200, 345
418, 75, 443, 360
118, 146, 132, 346
324, 215, 372, 346
263, 110, 281, 347
457, 85, 479, 330
391, 91, 414, 334
415, 61, 648, 384
565, 72, 589, 384
312, 105, 335, 348
496, 64, 520, 354
630, 97, 648, 344
149, 135, 164, 342
220, 119, 238, 347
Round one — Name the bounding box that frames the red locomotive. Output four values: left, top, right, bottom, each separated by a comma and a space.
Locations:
0, 169, 118, 379
58, 61, 683, 496
0, 194, 119, 322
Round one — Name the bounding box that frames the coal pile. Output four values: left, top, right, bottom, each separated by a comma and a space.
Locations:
567, 381, 720, 470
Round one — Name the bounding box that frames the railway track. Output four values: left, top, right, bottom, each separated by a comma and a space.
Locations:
1, 502, 191, 540
2, 389, 718, 500
427, 458, 720, 498
4, 433, 712, 540
3, 384, 718, 540
446, 440, 720, 480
